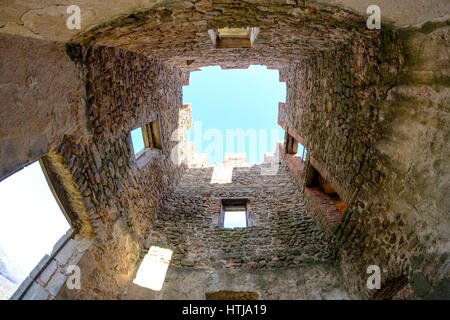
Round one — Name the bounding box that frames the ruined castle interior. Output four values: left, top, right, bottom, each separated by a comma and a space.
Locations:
0, 0, 449, 300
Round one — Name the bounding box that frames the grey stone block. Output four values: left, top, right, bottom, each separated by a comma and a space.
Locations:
46, 272, 68, 297
22, 282, 49, 300
181, 259, 195, 267
29, 254, 52, 280
55, 239, 77, 265
9, 276, 33, 300
29, 136, 49, 160
38, 260, 58, 286
51, 228, 73, 256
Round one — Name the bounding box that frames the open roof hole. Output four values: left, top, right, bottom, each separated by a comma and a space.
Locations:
183, 65, 286, 164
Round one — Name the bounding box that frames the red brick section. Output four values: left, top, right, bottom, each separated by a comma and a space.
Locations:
309, 155, 356, 205
304, 187, 342, 234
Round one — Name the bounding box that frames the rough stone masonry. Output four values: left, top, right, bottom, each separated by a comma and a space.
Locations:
125, 159, 347, 300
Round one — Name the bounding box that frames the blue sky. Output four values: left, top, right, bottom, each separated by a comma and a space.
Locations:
131, 127, 145, 154
182, 65, 286, 164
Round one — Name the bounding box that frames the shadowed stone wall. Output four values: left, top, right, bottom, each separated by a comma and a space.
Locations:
282, 23, 449, 299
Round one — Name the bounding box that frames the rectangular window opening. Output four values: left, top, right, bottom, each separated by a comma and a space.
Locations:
285, 132, 307, 162
208, 27, 259, 49
131, 127, 145, 155
297, 143, 307, 162
220, 199, 248, 228
0, 160, 71, 300
130, 117, 163, 163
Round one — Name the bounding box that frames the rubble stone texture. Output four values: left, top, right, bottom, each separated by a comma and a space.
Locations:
0, 0, 448, 300
123, 161, 346, 299
152, 163, 337, 269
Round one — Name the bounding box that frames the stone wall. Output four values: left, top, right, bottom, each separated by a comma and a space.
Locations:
1, 0, 448, 301
1, 38, 190, 299
151, 162, 336, 270
345, 23, 449, 299
10, 230, 92, 300
122, 159, 346, 299
52, 45, 188, 299
0, 34, 89, 181
69, 0, 380, 72
283, 29, 401, 206
1, 1, 448, 43
282, 22, 449, 299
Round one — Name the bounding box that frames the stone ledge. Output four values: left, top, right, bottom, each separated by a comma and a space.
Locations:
304, 187, 342, 234
309, 156, 356, 206
136, 148, 161, 170
9, 276, 33, 300
51, 228, 74, 256
29, 254, 52, 280
22, 282, 49, 300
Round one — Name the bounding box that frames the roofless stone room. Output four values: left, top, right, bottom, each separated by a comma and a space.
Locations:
0, 0, 448, 302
